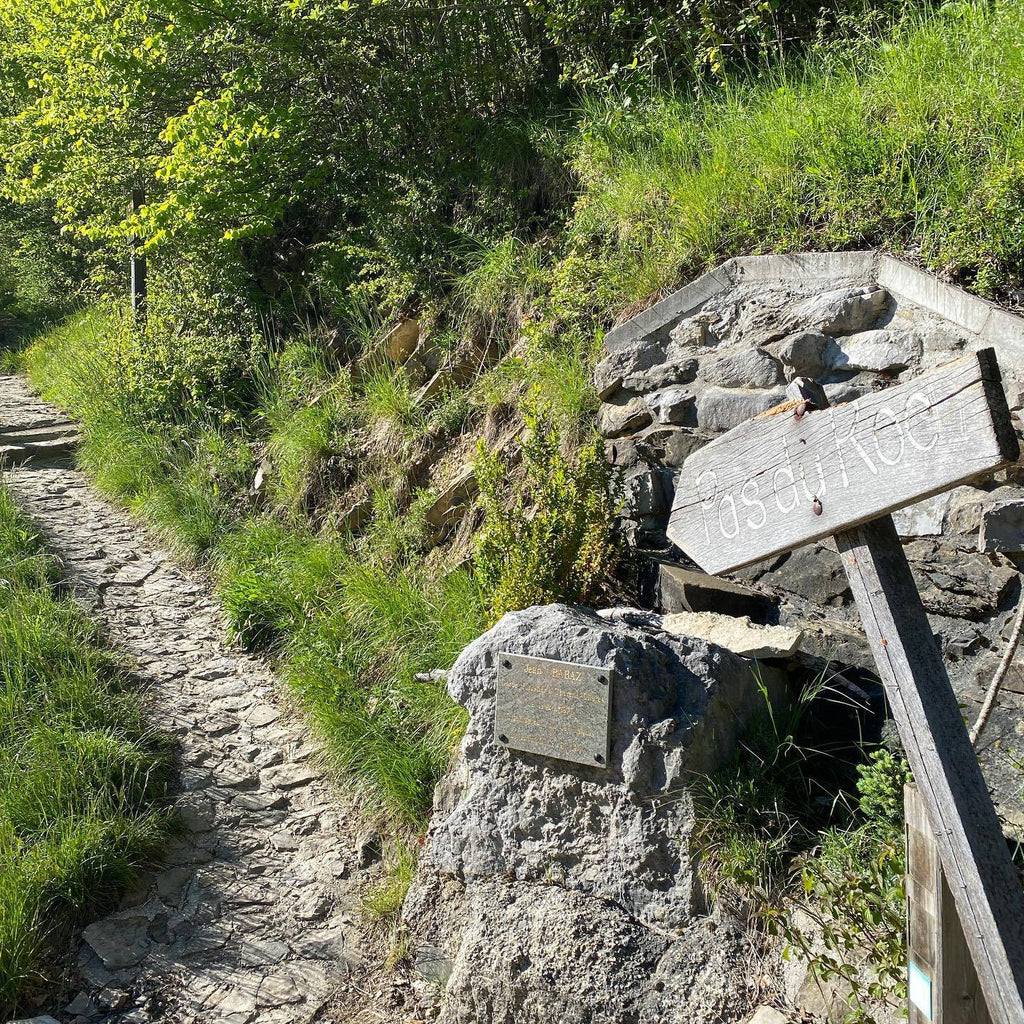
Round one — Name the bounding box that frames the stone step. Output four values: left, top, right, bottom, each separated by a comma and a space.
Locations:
0, 435, 80, 464
0, 420, 78, 444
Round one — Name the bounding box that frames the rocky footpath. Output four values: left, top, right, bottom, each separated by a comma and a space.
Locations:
0, 376, 416, 1024
596, 252, 1024, 823
403, 603, 786, 1024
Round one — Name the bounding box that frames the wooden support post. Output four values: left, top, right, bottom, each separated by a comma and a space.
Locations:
666, 349, 1024, 1022
837, 517, 1024, 1024
906, 783, 992, 1023
130, 188, 147, 324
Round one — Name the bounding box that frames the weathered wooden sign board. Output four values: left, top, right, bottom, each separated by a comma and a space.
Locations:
668, 349, 1024, 1024
494, 653, 613, 768
669, 350, 1017, 574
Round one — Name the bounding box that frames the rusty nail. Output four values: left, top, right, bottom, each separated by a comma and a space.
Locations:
794, 401, 809, 419
812, 496, 823, 516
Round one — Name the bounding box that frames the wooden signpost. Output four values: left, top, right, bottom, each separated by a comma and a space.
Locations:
667, 348, 1024, 1024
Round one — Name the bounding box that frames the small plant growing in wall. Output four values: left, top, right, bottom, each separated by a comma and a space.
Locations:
765, 750, 911, 1023
473, 403, 619, 623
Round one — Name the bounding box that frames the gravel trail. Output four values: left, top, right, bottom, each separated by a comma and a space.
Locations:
0, 374, 407, 1024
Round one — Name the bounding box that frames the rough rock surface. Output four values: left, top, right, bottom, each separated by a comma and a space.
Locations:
0, 376, 408, 1024
661, 611, 802, 659
404, 604, 779, 1024
592, 264, 1024, 828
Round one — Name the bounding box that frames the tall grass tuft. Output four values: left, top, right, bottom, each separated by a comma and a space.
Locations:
216, 513, 484, 821
566, 3, 1024, 313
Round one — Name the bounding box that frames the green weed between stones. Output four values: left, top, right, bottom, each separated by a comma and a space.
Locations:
694, 670, 911, 1024
0, 485, 172, 1017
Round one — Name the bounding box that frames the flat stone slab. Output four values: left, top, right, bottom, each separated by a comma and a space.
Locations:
661, 611, 803, 659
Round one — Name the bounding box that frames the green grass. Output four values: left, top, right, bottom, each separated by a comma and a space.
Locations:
0, 485, 172, 1017
15, 308, 486, 825
12, 0, 1023, 847
215, 515, 483, 820
556, 2, 1024, 320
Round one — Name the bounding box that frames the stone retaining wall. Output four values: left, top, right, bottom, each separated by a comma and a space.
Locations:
597, 251, 1024, 822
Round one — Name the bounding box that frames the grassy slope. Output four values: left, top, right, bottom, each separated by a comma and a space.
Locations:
558, 2, 1024, 319
15, 3, 1024, 829
0, 484, 171, 1016
15, 307, 487, 825
7, 6, 1016, 997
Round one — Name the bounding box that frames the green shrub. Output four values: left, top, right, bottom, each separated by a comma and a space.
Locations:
773, 824, 907, 1021
474, 408, 619, 622
856, 749, 912, 827
694, 668, 908, 1019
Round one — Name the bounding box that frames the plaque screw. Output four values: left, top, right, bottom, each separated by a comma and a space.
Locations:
498, 734, 509, 743
502, 659, 512, 669
812, 496, 823, 516
594, 754, 605, 763
598, 675, 608, 685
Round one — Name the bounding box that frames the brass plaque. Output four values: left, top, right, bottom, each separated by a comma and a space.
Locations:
494, 653, 613, 768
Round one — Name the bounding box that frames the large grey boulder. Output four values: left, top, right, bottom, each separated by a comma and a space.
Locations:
792, 285, 888, 334
824, 328, 922, 373
696, 386, 787, 432
404, 604, 777, 1024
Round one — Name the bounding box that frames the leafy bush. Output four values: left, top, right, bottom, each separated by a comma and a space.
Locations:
856, 748, 912, 827
695, 667, 909, 1020
474, 408, 619, 622
769, 755, 912, 1021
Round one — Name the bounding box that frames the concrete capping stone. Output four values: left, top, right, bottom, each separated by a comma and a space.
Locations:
876, 255, 994, 334
604, 264, 734, 352
604, 251, 1024, 373
980, 307, 1024, 366
605, 252, 879, 353
729, 250, 879, 282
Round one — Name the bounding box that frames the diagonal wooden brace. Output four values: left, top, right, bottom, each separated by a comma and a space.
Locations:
838, 516, 1024, 1024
